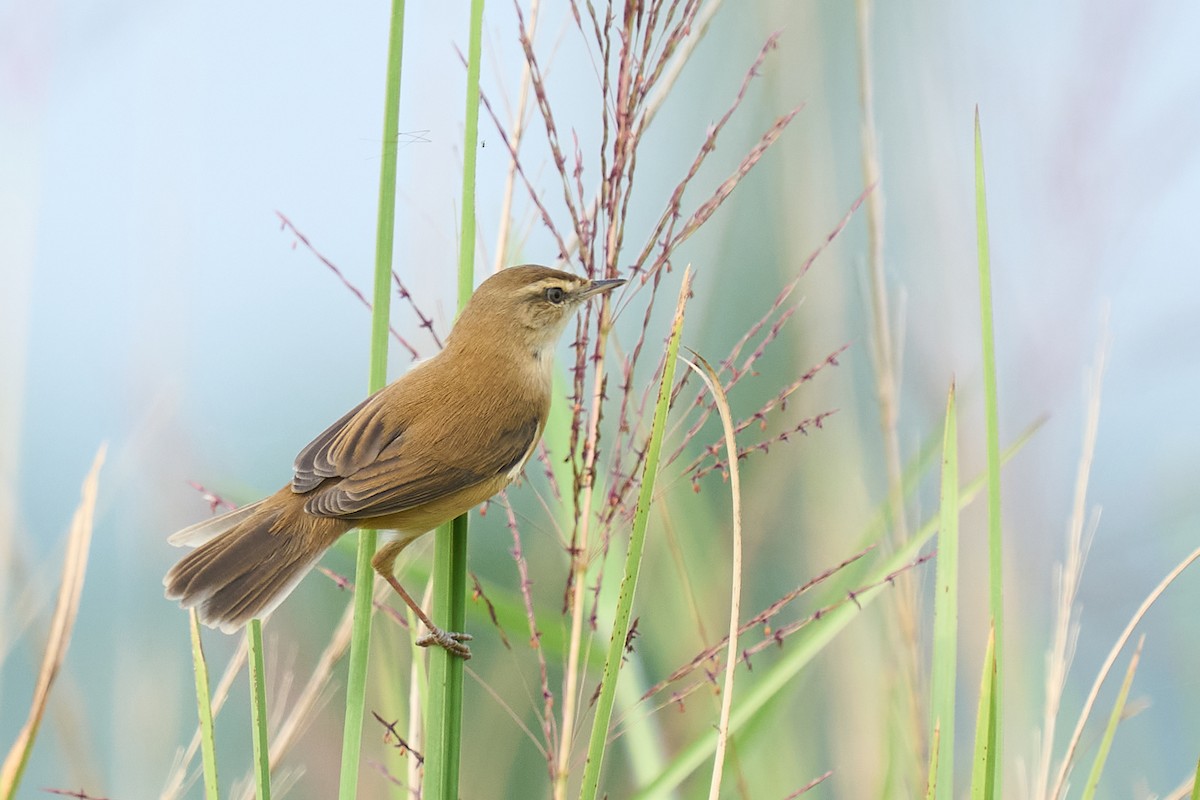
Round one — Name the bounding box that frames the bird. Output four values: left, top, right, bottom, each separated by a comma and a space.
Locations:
164, 265, 624, 659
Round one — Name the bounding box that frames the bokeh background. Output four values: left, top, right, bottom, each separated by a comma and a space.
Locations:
3, 1, 1200, 797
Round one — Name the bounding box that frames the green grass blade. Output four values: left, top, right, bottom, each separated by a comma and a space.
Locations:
455, 0, 485, 312
1191, 755, 1200, 800
579, 269, 693, 800
1054, 544, 1200, 797
339, 0, 406, 796
189, 611, 220, 799
631, 420, 1041, 799
1081, 637, 1144, 800
925, 724, 941, 800
931, 383, 959, 799
425, 1, 484, 798
974, 106, 1004, 791
969, 625, 997, 800
247, 619, 271, 800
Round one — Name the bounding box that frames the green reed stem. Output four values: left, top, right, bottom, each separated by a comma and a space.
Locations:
425, 2, 484, 798
339, 0, 405, 796
247, 619, 271, 800
189, 611, 220, 799
974, 107, 1004, 793
930, 384, 959, 799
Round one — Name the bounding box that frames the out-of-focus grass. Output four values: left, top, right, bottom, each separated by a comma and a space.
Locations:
970, 626, 998, 800
930, 383, 959, 799
0, 447, 103, 800
974, 107, 1005, 797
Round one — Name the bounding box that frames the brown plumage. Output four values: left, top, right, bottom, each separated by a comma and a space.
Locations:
164, 265, 623, 657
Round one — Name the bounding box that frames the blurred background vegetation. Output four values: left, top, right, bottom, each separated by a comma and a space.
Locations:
3, 1, 1200, 797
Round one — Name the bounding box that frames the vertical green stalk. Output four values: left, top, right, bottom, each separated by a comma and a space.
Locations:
454, 0, 484, 313
189, 611, 220, 799
425, 2, 483, 799
974, 106, 1003, 791
247, 619, 271, 800
930, 384, 958, 799
339, 0, 405, 796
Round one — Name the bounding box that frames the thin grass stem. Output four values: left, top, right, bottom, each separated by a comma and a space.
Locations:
0, 447, 103, 800
1050, 543, 1200, 798
676, 351, 743, 800
188, 611, 220, 799
493, 0, 539, 274
247, 619, 271, 800
1034, 314, 1109, 800
339, 1, 406, 795
930, 384, 958, 799
424, 2, 484, 798
1080, 636, 1143, 799
163, 636, 248, 798
856, 0, 923, 785
974, 106, 1004, 792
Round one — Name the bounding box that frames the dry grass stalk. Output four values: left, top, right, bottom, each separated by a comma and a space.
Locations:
854, 0, 924, 785
269, 585, 389, 769
677, 352, 744, 800
0, 445, 104, 800
493, 0, 542, 274
1050, 543, 1200, 799
1034, 316, 1109, 799
782, 770, 834, 799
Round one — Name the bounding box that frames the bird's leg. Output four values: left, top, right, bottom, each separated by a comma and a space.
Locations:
372, 536, 473, 659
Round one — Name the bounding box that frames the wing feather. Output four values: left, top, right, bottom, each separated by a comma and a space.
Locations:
292, 391, 396, 493
301, 412, 542, 520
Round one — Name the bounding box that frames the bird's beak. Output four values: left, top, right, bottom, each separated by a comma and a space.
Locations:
576, 278, 625, 301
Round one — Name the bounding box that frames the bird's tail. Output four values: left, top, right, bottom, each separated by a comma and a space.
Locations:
163, 491, 347, 632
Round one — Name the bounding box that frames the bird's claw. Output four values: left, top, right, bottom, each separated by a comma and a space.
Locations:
417, 627, 474, 659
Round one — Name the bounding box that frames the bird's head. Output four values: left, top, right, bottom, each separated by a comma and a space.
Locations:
449, 265, 625, 357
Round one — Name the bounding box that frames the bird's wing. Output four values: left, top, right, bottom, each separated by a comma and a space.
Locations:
291, 391, 388, 494
301, 415, 542, 519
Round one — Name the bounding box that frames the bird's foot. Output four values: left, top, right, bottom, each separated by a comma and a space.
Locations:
416, 626, 474, 659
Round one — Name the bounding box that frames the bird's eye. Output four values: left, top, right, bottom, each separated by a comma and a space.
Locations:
544, 286, 566, 304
